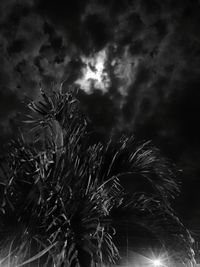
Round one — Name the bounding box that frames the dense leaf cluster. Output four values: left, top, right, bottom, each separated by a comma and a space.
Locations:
0, 88, 197, 266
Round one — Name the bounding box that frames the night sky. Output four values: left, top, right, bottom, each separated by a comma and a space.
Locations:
1, 0, 200, 230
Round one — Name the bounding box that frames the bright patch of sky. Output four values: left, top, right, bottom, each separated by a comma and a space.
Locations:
75, 49, 110, 93
75, 45, 140, 97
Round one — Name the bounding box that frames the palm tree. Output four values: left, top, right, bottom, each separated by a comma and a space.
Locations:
0, 86, 197, 266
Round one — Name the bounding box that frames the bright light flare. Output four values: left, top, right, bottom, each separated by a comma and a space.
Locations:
151, 258, 163, 266
148, 257, 167, 267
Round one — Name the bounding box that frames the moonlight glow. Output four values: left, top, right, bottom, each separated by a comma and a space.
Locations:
75, 49, 110, 93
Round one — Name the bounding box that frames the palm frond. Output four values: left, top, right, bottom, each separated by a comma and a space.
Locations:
112, 193, 196, 266
102, 136, 178, 205
0, 87, 197, 266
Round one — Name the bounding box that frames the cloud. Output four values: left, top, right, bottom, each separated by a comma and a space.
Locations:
75, 49, 111, 93
1, 0, 200, 171
0, 0, 81, 149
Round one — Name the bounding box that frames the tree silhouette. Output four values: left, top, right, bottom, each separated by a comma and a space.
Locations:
0, 87, 197, 266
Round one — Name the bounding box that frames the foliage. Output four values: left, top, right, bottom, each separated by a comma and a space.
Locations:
0, 87, 197, 266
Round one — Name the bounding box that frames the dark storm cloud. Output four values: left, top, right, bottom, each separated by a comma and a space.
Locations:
65, 0, 200, 154
1, 0, 200, 154
0, 0, 41, 144
0, 0, 82, 148
130, 0, 200, 146
50, 0, 200, 158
